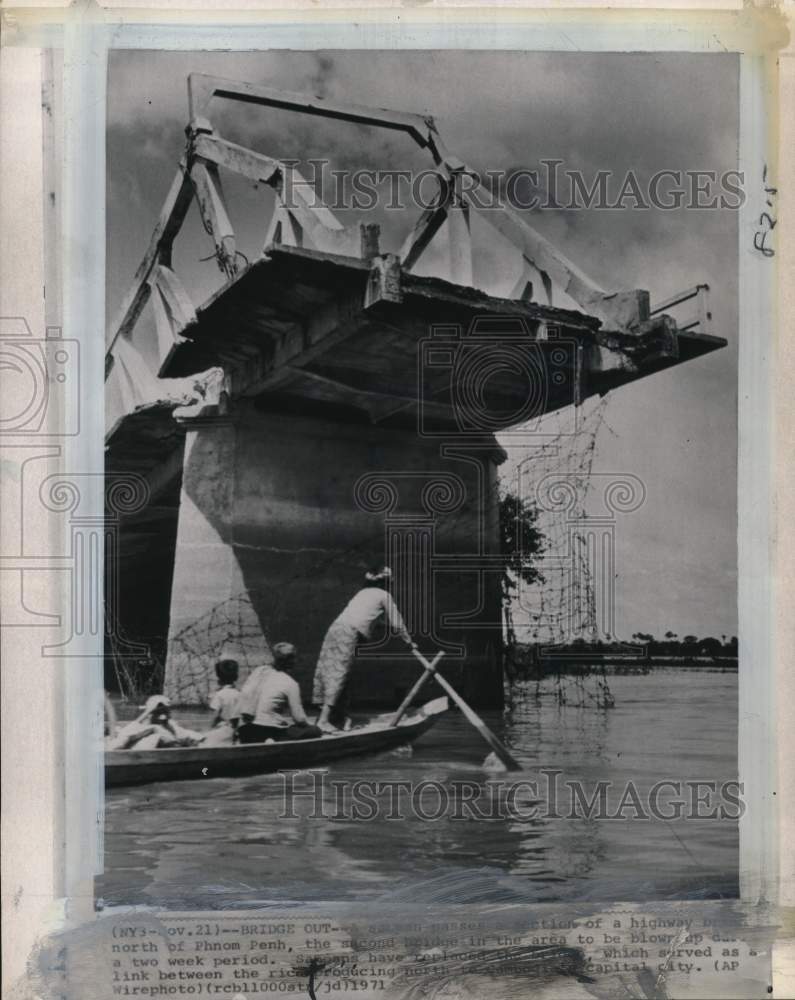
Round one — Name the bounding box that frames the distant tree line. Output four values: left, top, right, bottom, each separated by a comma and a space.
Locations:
496, 491, 738, 667
629, 631, 738, 660
529, 632, 739, 662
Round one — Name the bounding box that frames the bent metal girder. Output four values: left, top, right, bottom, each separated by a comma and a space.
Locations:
105, 73, 710, 388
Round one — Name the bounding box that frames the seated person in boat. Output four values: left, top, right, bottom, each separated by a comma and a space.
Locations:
236, 648, 275, 722
237, 643, 322, 744
200, 655, 241, 747
237, 642, 293, 724
313, 565, 416, 732
107, 695, 203, 751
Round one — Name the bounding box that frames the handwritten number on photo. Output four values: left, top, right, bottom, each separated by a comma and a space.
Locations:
754, 164, 777, 257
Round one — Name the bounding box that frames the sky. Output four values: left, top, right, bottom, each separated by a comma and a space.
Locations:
107, 50, 739, 641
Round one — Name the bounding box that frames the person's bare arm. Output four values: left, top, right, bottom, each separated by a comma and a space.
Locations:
286, 679, 308, 725
383, 592, 414, 646
108, 725, 155, 750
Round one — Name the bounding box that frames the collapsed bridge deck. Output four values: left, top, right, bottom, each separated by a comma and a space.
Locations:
155, 244, 725, 432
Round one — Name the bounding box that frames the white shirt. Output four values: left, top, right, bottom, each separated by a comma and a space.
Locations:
253, 668, 307, 728
337, 587, 410, 642
209, 685, 240, 721
237, 664, 272, 719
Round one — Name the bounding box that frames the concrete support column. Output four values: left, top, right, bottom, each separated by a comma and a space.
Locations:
162, 406, 505, 708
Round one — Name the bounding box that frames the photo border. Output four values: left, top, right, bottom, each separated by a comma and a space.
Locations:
1, 4, 790, 993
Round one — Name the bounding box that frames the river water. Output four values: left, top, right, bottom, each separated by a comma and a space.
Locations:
100, 669, 737, 908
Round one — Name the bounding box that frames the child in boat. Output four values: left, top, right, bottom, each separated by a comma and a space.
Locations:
107, 695, 203, 750
312, 565, 416, 732
201, 657, 241, 747
237, 642, 323, 744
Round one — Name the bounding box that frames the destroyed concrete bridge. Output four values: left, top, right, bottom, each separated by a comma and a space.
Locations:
105, 75, 726, 707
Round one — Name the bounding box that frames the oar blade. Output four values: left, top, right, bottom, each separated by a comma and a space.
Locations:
410, 649, 521, 771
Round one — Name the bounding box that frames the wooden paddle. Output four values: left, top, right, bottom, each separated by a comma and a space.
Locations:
394, 647, 522, 772
390, 651, 446, 726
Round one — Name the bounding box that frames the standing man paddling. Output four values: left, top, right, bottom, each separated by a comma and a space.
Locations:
312, 565, 416, 732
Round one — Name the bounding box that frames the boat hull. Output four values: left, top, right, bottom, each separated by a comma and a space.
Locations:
105, 698, 448, 787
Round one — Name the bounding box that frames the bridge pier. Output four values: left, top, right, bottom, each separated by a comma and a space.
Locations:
163, 401, 506, 708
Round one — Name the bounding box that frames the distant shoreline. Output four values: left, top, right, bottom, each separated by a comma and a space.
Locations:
515, 656, 738, 676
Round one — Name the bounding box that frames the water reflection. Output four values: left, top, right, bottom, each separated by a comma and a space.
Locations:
100, 669, 738, 907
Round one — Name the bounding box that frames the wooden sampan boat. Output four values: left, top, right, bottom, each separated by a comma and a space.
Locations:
105, 697, 449, 788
